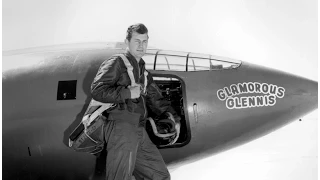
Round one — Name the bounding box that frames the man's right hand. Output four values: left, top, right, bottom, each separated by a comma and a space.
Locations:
128, 84, 141, 99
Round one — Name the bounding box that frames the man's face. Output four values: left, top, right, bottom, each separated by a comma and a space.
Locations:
125, 32, 148, 60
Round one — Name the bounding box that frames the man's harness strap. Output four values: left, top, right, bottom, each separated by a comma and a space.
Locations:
80, 54, 148, 131
118, 54, 148, 94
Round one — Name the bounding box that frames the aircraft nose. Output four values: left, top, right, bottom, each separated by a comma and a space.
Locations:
279, 69, 317, 114
296, 78, 317, 100
239, 62, 318, 117
289, 76, 318, 114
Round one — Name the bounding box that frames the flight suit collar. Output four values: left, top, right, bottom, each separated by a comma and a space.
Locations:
124, 50, 146, 86
125, 50, 146, 67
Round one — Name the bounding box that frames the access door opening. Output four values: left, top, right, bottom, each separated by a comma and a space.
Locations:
145, 75, 190, 148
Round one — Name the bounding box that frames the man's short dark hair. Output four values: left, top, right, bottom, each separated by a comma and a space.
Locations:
126, 23, 148, 41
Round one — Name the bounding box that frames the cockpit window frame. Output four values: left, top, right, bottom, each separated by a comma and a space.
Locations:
145, 49, 242, 71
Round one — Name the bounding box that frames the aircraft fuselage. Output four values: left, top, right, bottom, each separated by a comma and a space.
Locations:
3, 44, 317, 179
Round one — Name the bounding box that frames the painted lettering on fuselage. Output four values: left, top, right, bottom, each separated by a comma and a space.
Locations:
217, 82, 285, 109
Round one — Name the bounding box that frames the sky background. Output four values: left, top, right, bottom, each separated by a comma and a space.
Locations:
2, 0, 318, 179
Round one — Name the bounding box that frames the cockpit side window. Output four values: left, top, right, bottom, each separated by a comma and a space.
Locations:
188, 53, 241, 71
209, 54, 241, 70
187, 58, 211, 71
143, 54, 156, 70
156, 55, 186, 71
144, 49, 158, 70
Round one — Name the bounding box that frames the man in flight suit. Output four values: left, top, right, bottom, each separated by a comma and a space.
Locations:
91, 23, 180, 180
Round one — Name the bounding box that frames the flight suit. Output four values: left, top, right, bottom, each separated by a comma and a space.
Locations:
91, 51, 180, 180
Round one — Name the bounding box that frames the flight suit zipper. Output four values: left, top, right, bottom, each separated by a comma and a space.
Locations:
131, 57, 147, 119
141, 95, 147, 119
136, 60, 147, 119
138, 63, 141, 78
140, 63, 147, 119
128, 151, 132, 176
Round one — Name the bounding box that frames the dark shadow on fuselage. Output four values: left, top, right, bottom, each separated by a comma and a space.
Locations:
62, 63, 98, 147
62, 58, 108, 179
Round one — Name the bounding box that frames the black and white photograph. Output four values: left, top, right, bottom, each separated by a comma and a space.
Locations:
3, 0, 318, 179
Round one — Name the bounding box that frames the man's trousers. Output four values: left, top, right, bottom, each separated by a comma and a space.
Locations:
104, 120, 170, 180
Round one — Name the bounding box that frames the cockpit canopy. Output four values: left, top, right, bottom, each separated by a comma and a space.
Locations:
144, 50, 242, 71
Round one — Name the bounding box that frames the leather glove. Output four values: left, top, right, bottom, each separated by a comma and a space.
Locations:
128, 84, 141, 99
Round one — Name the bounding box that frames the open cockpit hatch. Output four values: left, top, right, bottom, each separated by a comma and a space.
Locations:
145, 75, 190, 148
